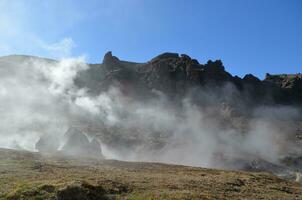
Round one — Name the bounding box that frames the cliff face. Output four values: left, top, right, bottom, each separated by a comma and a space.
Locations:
73, 53, 302, 164
1, 53, 301, 177
75, 52, 302, 106
264, 73, 302, 104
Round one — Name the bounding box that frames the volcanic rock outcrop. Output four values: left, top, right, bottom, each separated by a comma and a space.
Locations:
2, 53, 302, 187
75, 52, 302, 106
73, 51, 302, 156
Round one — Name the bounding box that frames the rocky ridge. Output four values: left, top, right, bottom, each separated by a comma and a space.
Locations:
75, 52, 302, 107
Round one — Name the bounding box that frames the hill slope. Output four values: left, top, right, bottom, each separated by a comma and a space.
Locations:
1, 53, 302, 200
1, 148, 302, 200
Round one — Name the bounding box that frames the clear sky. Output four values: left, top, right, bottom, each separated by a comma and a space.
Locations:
0, 0, 301, 78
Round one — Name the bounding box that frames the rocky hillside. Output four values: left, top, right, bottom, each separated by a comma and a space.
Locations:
72, 52, 302, 171
76, 51, 302, 106
1, 53, 302, 193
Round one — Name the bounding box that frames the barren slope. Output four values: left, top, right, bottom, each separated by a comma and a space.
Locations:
1, 148, 302, 200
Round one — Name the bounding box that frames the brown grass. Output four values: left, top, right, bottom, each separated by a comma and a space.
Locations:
0, 148, 302, 200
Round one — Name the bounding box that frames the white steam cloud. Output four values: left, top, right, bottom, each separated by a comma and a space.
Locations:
0, 55, 300, 170
0, 55, 88, 149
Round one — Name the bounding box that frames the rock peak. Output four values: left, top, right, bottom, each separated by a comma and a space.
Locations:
103, 51, 120, 65
150, 52, 179, 63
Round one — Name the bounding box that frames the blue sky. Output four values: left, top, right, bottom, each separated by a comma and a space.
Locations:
0, 0, 301, 78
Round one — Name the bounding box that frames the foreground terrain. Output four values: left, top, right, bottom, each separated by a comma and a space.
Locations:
1, 149, 302, 200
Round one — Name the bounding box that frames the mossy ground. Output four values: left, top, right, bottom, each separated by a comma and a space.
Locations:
1, 148, 302, 200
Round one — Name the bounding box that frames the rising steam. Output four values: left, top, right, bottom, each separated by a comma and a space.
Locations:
0, 55, 301, 170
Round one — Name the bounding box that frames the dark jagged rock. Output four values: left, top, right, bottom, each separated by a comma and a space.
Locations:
200, 60, 233, 85
264, 73, 302, 88
205, 59, 225, 71
75, 52, 302, 106
243, 74, 261, 83
150, 52, 179, 63
103, 51, 120, 65
180, 53, 191, 60
264, 73, 302, 104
